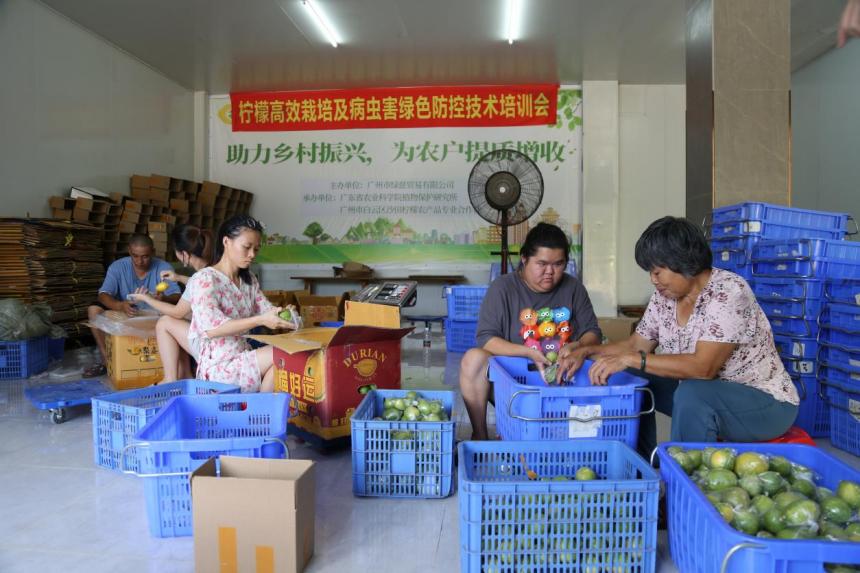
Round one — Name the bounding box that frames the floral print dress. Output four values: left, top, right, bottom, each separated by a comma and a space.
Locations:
187, 267, 273, 392
635, 268, 798, 405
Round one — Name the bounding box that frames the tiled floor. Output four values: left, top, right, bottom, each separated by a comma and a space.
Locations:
1, 328, 858, 572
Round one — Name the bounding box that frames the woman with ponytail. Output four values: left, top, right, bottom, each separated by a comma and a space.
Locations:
184, 215, 296, 392
129, 224, 214, 381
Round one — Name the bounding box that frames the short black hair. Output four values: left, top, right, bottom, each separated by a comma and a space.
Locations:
520, 223, 570, 262
634, 216, 712, 276
128, 233, 154, 249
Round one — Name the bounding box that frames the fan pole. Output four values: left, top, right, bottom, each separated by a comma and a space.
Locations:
500, 210, 509, 275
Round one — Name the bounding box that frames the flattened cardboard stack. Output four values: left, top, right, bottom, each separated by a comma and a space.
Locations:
0, 219, 103, 342
49, 195, 122, 267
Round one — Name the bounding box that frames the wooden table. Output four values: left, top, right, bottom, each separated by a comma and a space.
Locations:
290, 275, 374, 294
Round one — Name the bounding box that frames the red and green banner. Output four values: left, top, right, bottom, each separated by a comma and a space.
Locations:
230, 84, 558, 132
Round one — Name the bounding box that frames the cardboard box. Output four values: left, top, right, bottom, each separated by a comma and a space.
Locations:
597, 316, 639, 343
103, 327, 163, 390
249, 303, 410, 441
150, 174, 171, 189
170, 198, 189, 212
149, 188, 170, 204
130, 174, 150, 189
72, 207, 91, 223
263, 289, 309, 309
148, 221, 168, 233
192, 456, 315, 573
294, 293, 346, 327
49, 196, 74, 210
118, 221, 137, 234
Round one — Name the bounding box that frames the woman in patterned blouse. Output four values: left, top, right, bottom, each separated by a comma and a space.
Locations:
559, 216, 798, 455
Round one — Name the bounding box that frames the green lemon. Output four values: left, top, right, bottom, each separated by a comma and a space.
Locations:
575, 466, 598, 481
732, 508, 760, 535
739, 475, 763, 497
721, 486, 751, 509
762, 507, 786, 534
783, 499, 821, 528
837, 480, 860, 509
278, 308, 292, 321
752, 495, 775, 516
735, 452, 769, 476
768, 455, 792, 477
706, 469, 739, 492
758, 471, 787, 496
821, 496, 853, 524
709, 448, 736, 470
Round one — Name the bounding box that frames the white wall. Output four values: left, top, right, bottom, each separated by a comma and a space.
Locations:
618, 85, 686, 305
0, 0, 194, 218
792, 41, 860, 220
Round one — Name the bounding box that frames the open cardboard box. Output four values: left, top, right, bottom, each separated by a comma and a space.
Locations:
87, 311, 163, 389
294, 293, 348, 327
249, 301, 411, 441
192, 456, 315, 573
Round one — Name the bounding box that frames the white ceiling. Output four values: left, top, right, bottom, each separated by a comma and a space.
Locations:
40, 0, 843, 93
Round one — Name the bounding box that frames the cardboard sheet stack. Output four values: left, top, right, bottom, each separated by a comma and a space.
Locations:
0, 219, 103, 342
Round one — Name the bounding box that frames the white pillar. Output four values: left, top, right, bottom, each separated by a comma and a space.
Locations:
582, 81, 620, 317
193, 91, 208, 181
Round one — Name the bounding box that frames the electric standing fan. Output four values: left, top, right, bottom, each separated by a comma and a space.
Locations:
468, 149, 544, 274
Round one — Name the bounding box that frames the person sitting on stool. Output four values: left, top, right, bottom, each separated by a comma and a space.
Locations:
459, 223, 602, 440
559, 216, 798, 457
85, 234, 180, 376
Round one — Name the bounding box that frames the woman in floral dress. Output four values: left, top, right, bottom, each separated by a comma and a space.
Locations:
559, 216, 798, 455
186, 215, 296, 392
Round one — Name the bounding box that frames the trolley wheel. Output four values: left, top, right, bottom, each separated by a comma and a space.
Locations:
51, 408, 67, 424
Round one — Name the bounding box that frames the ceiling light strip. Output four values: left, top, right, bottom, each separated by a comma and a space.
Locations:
303, 0, 340, 47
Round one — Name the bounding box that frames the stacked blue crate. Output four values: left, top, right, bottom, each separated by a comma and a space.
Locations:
735, 204, 855, 439
750, 244, 829, 438
443, 285, 488, 353
820, 276, 860, 456
709, 202, 850, 280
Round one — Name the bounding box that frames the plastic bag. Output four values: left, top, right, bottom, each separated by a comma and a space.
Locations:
86, 310, 159, 338
0, 298, 64, 340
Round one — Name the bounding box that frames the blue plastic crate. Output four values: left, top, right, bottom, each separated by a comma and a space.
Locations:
91, 379, 240, 472
459, 439, 659, 573
772, 334, 818, 359
444, 285, 489, 321
821, 240, 860, 280
764, 314, 818, 337
709, 219, 845, 241
710, 236, 758, 265
750, 238, 831, 278
445, 319, 477, 353
751, 277, 824, 301
0, 336, 50, 379
825, 278, 860, 304
790, 374, 830, 438
712, 260, 753, 280
47, 337, 65, 361
351, 389, 455, 498
820, 302, 860, 333
711, 202, 852, 231
819, 325, 860, 350
657, 442, 860, 573
129, 393, 290, 537
818, 363, 860, 389
758, 297, 824, 321
819, 342, 860, 372
824, 378, 860, 456
487, 356, 650, 447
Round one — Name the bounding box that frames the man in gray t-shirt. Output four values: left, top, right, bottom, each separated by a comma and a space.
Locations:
460, 223, 602, 440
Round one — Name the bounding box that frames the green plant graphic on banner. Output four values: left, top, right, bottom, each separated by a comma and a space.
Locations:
550, 89, 583, 132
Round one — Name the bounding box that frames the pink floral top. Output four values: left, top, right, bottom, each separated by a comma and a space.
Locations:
187, 267, 274, 392
635, 268, 798, 405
